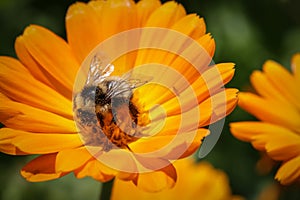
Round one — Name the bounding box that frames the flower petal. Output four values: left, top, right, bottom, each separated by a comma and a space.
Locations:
146, 88, 237, 137
250, 70, 290, 104
14, 37, 51, 89
161, 63, 235, 116
199, 62, 236, 96
134, 162, 177, 192
230, 122, 269, 151
76, 159, 136, 182
15, 37, 72, 99
230, 122, 300, 159
230, 122, 261, 143
177, 129, 210, 159
0, 128, 82, 155
171, 14, 206, 39
0, 57, 73, 118
196, 33, 216, 57
130, 129, 208, 160
198, 88, 238, 127
133, 30, 214, 112
86, 0, 139, 75
145, 1, 186, 27
136, 0, 161, 26
66, 2, 103, 64
55, 147, 92, 172
95, 149, 138, 173
238, 92, 300, 133
263, 60, 300, 110
134, 39, 217, 114
22, 25, 79, 91
98, 0, 138, 39
0, 93, 76, 133
0, 128, 27, 155
21, 154, 67, 182
266, 136, 300, 161
169, 34, 213, 77
136, 34, 214, 102
134, 34, 214, 97
75, 158, 115, 182
275, 156, 300, 185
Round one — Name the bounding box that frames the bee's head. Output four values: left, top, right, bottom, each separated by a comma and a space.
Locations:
95, 83, 110, 106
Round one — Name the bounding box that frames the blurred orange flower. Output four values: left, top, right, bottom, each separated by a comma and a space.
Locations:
111, 157, 244, 200
230, 53, 300, 185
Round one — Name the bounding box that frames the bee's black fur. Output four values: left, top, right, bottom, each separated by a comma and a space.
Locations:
81, 85, 97, 105
95, 85, 110, 106
77, 108, 97, 126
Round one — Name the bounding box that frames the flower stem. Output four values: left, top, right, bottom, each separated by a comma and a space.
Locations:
100, 179, 114, 200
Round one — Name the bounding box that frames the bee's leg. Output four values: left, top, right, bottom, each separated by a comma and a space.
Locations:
126, 144, 133, 152
129, 101, 139, 125
96, 112, 105, 127
111, 111, 117, 125
103, 140, 113, 152
111, 127, 120, 141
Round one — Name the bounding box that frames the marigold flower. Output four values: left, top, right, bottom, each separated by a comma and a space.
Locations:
111, 157, 244, 200
0, 0, 237, 192
230, 53, 300, 185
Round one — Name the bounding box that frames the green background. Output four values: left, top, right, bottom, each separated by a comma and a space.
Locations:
0, 0, 300, 199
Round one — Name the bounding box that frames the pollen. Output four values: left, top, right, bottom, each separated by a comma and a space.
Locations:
95, 92, 150, 151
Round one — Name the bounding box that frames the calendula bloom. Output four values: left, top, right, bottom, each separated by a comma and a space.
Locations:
0, 0, 238, 192
111, 157, 244, 200
230, 53, 300, 185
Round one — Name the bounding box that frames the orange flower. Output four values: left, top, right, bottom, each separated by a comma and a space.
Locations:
0, 0, 237, 192
230, 53, 300, 185
111, 157, 244, 200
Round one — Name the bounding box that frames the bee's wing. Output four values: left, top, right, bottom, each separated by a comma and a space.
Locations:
86, 54, 114, 85
106, 73, 152, 99
121, 72, 152, 89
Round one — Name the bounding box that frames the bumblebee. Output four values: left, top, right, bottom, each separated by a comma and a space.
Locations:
73, 54, 149, 151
